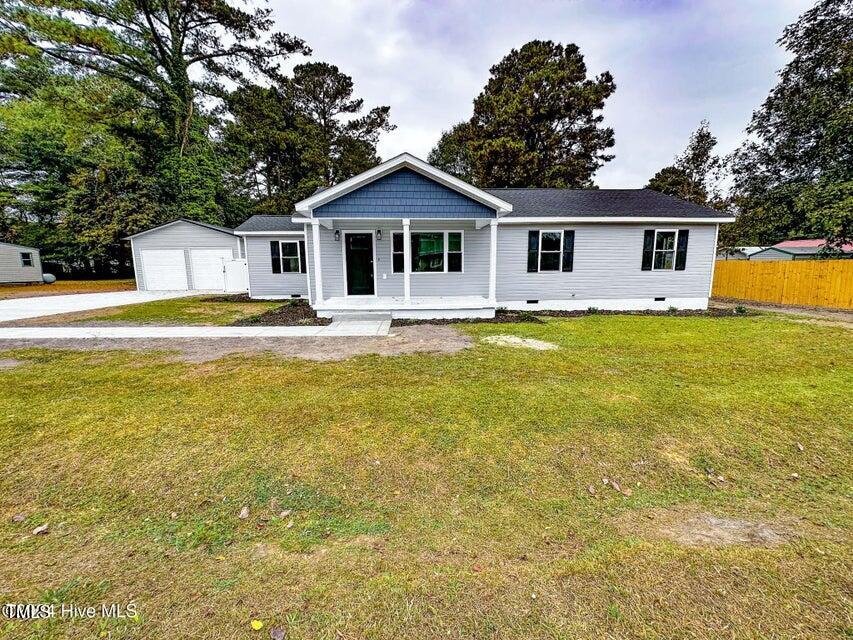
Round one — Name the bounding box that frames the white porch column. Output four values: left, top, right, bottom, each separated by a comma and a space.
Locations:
402, 218, 411, 302
488, 219, 498, 302
311, 219, 324, 302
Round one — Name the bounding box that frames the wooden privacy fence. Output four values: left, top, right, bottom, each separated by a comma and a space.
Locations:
712, 259, 853, 309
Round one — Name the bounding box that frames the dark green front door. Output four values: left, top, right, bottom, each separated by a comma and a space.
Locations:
345, 233, 375, 295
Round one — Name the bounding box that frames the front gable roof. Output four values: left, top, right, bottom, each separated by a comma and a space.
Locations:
294, 153, 513, 218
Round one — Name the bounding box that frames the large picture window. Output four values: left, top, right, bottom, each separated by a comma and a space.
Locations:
392, 231, 463, 273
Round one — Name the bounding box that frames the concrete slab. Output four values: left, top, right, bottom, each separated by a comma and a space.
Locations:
0, 290, 201, 323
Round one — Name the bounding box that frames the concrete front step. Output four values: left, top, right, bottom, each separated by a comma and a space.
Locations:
330, 312, 393, 322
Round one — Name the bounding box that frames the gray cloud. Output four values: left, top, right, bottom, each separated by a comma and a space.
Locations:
271, 0, 811, 187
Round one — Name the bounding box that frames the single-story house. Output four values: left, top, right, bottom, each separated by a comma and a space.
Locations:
0, 241, 43, 284
717, 246, 766, 260
749, 239, 853, 261
130, 153, 734, 318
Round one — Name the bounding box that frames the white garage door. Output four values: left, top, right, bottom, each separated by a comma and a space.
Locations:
140, 250, 188, 290
190, 249, 232, 290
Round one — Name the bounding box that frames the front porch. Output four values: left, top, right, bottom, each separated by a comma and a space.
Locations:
313, 295, 497, 319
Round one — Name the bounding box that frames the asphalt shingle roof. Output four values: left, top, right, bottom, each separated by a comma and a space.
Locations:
235, 215, 306, 233
485, 188, 730, 219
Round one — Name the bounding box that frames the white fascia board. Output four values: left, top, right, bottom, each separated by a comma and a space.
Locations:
498, 216, 736, 224
234, 231, 306, 236
293, 152, 513, 215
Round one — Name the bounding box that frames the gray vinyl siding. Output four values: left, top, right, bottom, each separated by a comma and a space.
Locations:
0, 243, 42, 283
245, 235, 309, 297
131, 221, 239, 290
496, 224, 717, 301
305, 220, 489, 298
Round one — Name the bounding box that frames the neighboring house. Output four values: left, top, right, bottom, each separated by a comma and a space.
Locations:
131, 153, 734, 318
126, 219, 245, 292
717, 246, 766, 260
750, 239, 853, 261
0, 241, 43, 284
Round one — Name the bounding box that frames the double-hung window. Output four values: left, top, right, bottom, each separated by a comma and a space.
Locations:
270, 240, 306, 274
641, 229, 689, 271
527, 230, 575, 272
20, 252, 33, 267
392, 231, 463, 273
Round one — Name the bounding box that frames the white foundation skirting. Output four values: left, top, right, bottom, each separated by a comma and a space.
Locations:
498, 297, 709, 312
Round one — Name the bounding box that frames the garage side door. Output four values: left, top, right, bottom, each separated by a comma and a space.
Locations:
190, 249, 232, 290
141, 250, 188, 290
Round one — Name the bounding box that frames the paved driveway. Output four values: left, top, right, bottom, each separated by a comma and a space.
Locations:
0, 290, 199, 323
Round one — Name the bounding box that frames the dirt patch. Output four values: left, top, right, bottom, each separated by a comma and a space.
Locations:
617, 508, 795, 548
0, 358, 24, 369
0, 280, 135, 300
231, 300, 330, 326
0, 325, 471, 363
481, 335, 558, 351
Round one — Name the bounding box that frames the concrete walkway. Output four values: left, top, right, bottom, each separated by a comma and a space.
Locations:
0, 290, 200, 323
0, 320, 392, 339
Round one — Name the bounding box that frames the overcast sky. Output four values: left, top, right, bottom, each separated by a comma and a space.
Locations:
271, 0, 812, 188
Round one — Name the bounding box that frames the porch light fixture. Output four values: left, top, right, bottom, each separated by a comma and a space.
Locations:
334, 229, 340, 242
376, 229, 382, 241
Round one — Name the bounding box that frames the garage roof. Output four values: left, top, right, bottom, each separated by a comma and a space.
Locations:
125, 218, 235, 239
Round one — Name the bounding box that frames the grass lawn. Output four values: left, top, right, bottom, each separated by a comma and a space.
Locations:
84, 295, 284, 326
0, 279, 135, 300
0, 315, 850, 639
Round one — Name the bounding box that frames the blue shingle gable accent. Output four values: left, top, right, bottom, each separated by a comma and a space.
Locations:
313, 168, 496, 218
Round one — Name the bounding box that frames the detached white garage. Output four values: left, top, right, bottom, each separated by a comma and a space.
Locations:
127, 219, 246, 292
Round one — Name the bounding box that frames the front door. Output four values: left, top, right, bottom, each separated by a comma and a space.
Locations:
345, 233, 375, 295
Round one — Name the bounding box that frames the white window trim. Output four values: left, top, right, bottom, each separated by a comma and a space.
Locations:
391, 231, 405, 274
20, 251, 34, 268
278, 240, 302, 274
537, 230, 564, 272
652, 229, 679, 271
395, 230, 464, 274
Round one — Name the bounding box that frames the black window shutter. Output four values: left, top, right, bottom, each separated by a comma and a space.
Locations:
270, 241, 281, 274
298, 240, 307, 273
562, 230, 575, 272
675, 230, 689, 270
641, 230, 655, 271
527, 230, 539, 272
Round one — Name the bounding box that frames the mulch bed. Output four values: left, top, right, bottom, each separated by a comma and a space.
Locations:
231, 300, 331, 326
391, 307, 745, 327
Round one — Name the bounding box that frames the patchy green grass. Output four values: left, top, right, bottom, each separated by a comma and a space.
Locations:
0, 315, 850, 639
85, 295, 283, 325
